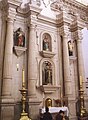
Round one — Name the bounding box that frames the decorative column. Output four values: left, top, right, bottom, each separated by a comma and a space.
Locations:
72, 15, 86, 92
28, 23, 40, 120
76, 29, 85, 80
28, 4, 42, 100
27, 5, 42, 119
28, 24, 37, 98
58, 9, 72, 96
0, 13, 7, 96
1, 7, 16, 120
76, 28, 87, 95
62, 32, 72, 96
2, 16, 15, 97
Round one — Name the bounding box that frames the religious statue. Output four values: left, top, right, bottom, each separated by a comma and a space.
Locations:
14, 28, 25, 47
68, 40, 73, 56
43, 35, 50, 51
42, 61, 52, 85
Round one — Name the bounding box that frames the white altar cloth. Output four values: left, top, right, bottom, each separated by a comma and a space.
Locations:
40, 107, 69, 116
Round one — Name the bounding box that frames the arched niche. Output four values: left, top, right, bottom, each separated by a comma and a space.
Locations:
42, 33, 52, 51
42, 61, 52, 85
39, 58, 59, 93
39, 32, 55, 58
39, 58, 55, 86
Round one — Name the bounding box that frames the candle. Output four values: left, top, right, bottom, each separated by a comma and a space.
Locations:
80, 76, 83, 86
16, 64, 19, 71
22, 69, 25, 83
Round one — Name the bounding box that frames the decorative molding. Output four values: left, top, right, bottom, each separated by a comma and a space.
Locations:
69, 56, 77, 61
39, 84, 60, 94
39, 50, 55, 58
17, 3, 30, 15
13, 46, 27, 57
50, 1, 63, 12
30, 0, 41, 7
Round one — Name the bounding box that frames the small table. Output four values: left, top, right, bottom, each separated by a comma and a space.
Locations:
40, 107, 69, 120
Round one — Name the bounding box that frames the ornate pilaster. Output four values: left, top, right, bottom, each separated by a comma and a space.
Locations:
2, 10, 16, 97
28, 0, 42, 99
28, 23, 41, 120
71, 18, 86, 91
0, 13, 7, 96
28, 24, 37, 98
77, 31, 84, 78
58, 10, 72, 96
0, 6, 16, 120
62, 26, 77, 120
62, 32, 72, 96
27, 5, 42, 119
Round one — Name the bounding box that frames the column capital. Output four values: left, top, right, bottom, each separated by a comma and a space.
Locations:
59, 24, 70, 37
70, 18, 85, 32
29, 24, 37, 31
74, 29, 83, 41
7, 7, 16, 20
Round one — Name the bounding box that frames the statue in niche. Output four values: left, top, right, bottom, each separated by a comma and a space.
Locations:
42, 61, 52, 85
43, 35, 50, 51
14, 28, 25, 47
68, 40, 73, 56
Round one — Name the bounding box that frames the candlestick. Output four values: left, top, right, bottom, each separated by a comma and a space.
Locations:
22, 69, 25, 83
78, 76, 88, 118
19, 69, 31, 120
80, 76, 83, 86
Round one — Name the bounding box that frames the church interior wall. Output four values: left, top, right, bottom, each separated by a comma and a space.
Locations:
0, 0, 88, 120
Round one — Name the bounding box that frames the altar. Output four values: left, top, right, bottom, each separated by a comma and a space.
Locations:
40, 107, 69, 120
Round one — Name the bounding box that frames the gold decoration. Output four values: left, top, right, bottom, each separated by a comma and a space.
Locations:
80, 76, 83, 87
19, 69, 31, 120
45, 98, 52, 107
22, 69, 25, 84
79, 76, 87, 117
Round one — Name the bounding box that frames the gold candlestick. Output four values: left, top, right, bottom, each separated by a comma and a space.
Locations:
79, 76, 87, 117
80, 76, 83, 87
22, 69, 25, 85
19, 69, 31, 120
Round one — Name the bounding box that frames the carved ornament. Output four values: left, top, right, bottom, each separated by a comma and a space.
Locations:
13, 46, 27, 57
40, 51, 55, 58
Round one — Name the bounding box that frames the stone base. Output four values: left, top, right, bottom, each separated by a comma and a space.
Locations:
0, 97, 15, 120
28, 97, 42, 120
0, 104, 14, 120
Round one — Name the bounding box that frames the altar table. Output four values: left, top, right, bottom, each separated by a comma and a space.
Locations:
40, 106, 69, 116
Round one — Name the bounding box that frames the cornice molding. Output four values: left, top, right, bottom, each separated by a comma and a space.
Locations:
37, 14, 56, 26
1, 0, 22, 9
64, 0, 87, 12
0, 0, 22, 19
50, 1, 63, 13
29, 4, 42, 15
70, 18, 86, 32
51, 0, 88, 26
50, 0, 87, 14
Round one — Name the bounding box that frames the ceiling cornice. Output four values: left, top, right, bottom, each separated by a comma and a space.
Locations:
64, 0, 87, 12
